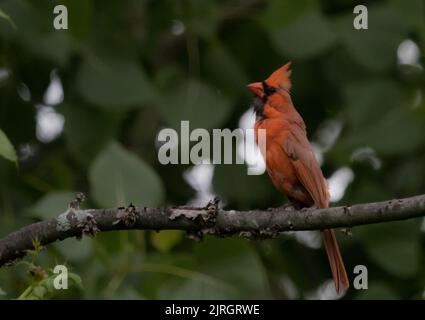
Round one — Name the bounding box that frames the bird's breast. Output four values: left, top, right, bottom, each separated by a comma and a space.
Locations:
254, 120, 303, 197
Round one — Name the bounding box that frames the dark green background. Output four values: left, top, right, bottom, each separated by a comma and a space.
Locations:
0, 0, 425, 299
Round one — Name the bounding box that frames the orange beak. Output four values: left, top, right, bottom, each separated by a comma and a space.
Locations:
247, 82, 264, 98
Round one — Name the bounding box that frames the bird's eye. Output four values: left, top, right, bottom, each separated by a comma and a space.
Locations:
262, 81, 277, 96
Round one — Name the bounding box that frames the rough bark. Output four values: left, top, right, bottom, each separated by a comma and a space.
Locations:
1, 194, 425, 267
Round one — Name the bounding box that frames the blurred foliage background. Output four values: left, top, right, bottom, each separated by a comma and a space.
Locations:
0, 0, 425, 299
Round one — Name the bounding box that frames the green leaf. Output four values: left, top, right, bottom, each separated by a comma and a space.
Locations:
0, 8, 16, 28
0, 128, 17, 164
0, 1, 72, 66
333, 5, 407, 71
0, 287, 6, 296
389, 0, 425, 31
213, 163, 275, 209
157, 238, 271, 299
261, 0, 317, 29
181, 0, 218, 39
356, 282, 399, 300
204, 44, 249, 95
150, 230, 184, 253
61, 0, 94, 41
343, 80, 403, 128
366, 239, 420, 277
270, 10, 336, 59
356, 220, 421, 277
76, 56, 154, 110
161, 278, 237, 299
194, 237, 272, 298
338, 80, 425, 155
31, 285, 47, 299
68, 272, 83, 289
89, 142, 164, 207
0, 0, 34, 38
158, 78, 232, 130
54, 238, 92, 262
392, 158, 425, 195
61, 104, 120, 164
28, 191, 75, 220
24, 32, 73, 67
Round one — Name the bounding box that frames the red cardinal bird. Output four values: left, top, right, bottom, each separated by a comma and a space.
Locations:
248, 62, 349, 293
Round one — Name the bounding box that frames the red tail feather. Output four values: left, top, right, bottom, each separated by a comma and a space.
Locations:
321, 229, 349, 293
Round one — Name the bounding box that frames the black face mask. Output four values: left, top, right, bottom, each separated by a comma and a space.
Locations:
251, 96, 265, 121
262, 81, 277, 97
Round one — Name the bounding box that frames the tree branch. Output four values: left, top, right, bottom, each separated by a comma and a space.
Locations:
1, 194, 425, 267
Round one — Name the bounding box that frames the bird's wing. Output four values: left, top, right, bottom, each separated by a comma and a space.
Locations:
281, 124, 329, 208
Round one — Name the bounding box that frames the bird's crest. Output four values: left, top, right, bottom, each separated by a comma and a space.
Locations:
265, 61, 292, 92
